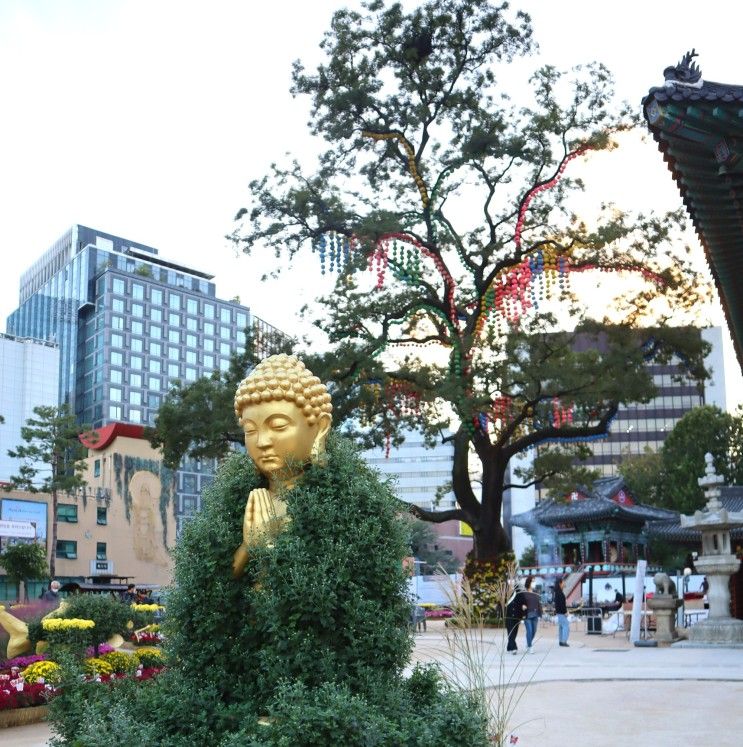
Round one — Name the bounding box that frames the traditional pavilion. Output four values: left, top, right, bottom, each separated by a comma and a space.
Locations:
642, 50, 743, 373
511, 476, 678, 568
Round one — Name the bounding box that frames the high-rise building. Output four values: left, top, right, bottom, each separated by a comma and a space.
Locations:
506, 326, 727, 560
6, 225, 286, 533
0, 333, 60, 483
7, 225, 283, 429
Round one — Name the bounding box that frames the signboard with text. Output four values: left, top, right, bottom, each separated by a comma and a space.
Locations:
0, 520, 36, 538
1, 499, 47, 540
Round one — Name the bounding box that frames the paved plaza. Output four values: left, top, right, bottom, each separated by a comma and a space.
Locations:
4, 618, 743, 746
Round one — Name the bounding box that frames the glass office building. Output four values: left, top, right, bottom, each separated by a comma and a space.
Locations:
7, 225, 286, 532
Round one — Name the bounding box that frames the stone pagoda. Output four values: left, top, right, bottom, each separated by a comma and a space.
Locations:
680, 453, 743, 644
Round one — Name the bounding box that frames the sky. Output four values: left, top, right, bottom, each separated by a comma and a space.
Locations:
0, 0, 741, 406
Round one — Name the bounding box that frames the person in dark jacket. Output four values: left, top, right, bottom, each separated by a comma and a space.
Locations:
41, 580, 61, 606
522, 576, 542, 653
554, 576, 569, 647
505, 582, 526, 655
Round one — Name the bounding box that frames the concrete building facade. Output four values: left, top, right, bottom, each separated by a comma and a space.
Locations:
0, 333, 60, 483
0, 423, 176, 601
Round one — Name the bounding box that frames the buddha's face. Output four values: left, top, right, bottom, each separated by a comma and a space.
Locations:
241, 399, 329, 478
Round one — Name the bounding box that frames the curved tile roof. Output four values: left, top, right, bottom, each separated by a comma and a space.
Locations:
643, 55, 743, 372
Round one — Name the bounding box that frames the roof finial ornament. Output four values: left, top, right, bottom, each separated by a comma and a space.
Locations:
664, 49, 703, 89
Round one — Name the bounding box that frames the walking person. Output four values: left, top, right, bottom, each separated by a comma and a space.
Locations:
554, 576, 569, 647
522, 576, 542, 653
505, 581, 526, 655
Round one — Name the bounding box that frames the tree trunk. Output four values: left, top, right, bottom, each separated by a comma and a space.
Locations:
49, 488, 57, 579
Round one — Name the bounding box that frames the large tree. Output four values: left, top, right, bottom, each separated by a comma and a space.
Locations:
232, 0, 709, 568
8, 404, 92, 578
621, 405, 743, 514
0, 542, 48, 601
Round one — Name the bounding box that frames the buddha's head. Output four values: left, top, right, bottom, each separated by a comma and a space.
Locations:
234, 354, 332, 482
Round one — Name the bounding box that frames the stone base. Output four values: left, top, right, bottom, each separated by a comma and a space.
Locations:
688, 617, 743, 645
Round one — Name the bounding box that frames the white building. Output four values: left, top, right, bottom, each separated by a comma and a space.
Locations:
0, 333, 60, 483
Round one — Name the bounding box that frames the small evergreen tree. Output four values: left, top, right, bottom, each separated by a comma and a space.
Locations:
8, 404, 93, 578
0, 542, 48, 601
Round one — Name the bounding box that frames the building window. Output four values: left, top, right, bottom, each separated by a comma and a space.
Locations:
97, 507, 107, 525
219, 358, 229, 372
186, 350, 197, 365
168, 363, 180, 378
204, 303, 215, 319
110, 387, 122, 402
203, 338, 214, 352
96, 542, 107, 560
148, 393, 161, 409
168, 330, 180, 344
220, 308, 232, 324
186, 317, 198, 331
185, 367, 197, 381
203, 354, 214, 370
151, 288, 163, 305
110, 369, 123, 384
56, 540, 77, 559
129, 408, 142, 423
132, 283, 144, 300
131, 321, 144, 335
149, 376, 161, 391
132, 303, 144, 318
111, 315, 124, 330
169, 293, 181, 310
110, 351, 123, 366
220, 342, 231, 356
131, 338, 143, 353
112, 298, 125, 313
169, 312, 180, 327
168, 346, 179, 360
187, 298, 198, 314
236, 312, 248, 329
57, 504, 78, 523
151, 308, 162, 322
112, 278, 125, 294
109, 405, 122, 420
204, 322, 215, 336
149, 359, 162, 374
111, 333, 124, 348
94, 459, 101, 477
150, 324, 162, 339
220, 326, 231, 339
150, 341, 162, 357
130, 391, 142, 406
130, 373, 142, 388
186, 334, 197, 348
131, 355, 143, 370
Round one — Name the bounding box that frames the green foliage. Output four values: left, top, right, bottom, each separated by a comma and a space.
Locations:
147, 329, 291, 469
518, 544, 536, 567
101, 650, 138, 675
8, 404, 91, 496
8, 403, 94, 577
233, 0, 711, 565
0, 542, 48, 594
403, 514, 460, 573
618, 405, 743, 514
134, 647, 165, 669
49, 435, 488, 744
54, 594, 131, 653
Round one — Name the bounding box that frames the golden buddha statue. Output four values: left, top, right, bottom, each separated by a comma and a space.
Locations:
231, 354, 332, 578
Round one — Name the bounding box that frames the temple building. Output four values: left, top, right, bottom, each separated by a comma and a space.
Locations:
511, 476, 677, 569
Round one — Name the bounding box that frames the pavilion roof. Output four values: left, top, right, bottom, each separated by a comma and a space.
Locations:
645, 487, 743, 544
642, 51, 743, 373
511, 476, 678, 530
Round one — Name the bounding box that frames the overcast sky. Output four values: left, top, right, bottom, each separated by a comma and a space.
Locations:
1, 0, 741, 404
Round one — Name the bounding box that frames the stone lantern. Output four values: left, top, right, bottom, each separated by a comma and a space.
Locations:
680, 453, 743, 644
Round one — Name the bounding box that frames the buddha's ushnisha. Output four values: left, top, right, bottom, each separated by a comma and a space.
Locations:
232, 355, 332, 578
